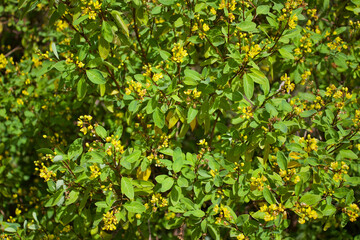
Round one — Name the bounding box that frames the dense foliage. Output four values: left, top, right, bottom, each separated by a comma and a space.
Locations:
1, 0, 360, 239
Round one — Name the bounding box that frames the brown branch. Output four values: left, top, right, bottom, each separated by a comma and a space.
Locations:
5, 46, 22, 57
132, 8, 147, 62
204, 35, 225, 61
209, 110, 221, 147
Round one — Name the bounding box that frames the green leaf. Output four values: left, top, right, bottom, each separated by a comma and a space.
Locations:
86, 69, 107, 85
99, 84, 106, 97
77, 77, 87, 100
187, 108, 198, 124
111, 10, 129, 37
322, 204, 336, 216
73, 15, 88, 26
95, 126, 107, 139
346, 190, 355, 206
265, 103, 278, 117
101, 21, 114, 43
99, 37, 110, 60
124, 149, 141, 163
243, 74, 254, 99
183, 210, 205, 218
173, 147, 184, 173
45, 189, 65, 207
207, 224, 220, 240
161, 177, 174, 192
236, 21, 257, 32
121, 177, 134, 200
300, 110, 317, 118
66, 190, 79, 206
159, 50, 171, 60
153, 108, 165, 128
299, 193, 321, 206
278, 48, 295, 60
249, 68, 269, 94
274, 122, 288, 133
37, 148, 54, 155
257, 5, 270, 15
276, 151, 288, 170
263, 187, 276, 204
68, 138, 83, 160
184, 69, 201, 85
51, 42, 59, 59
340, 149, 358, 159
158, 0, 174, 5
124, 201, 146, 213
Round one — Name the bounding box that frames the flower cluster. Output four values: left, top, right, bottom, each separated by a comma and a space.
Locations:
0, 53, 8, 69
142, 64, 152, 78
248, 44, 262, 59
77, 115, 95, 135
298, 135, 318, 153
237, 233, 246, 240
294, 202, 318, 224
31, 56, 42, 68
353, 109, 360, 128
344, 203, 360, 222
259, 203, 285, 222
233, 162, 245, 172
81, 0, 102, 20
289, 14, 298, 29
250, 175, 267, 191
55, 20, 68, 32
89, 164, 101, 179
349, 20, 360, 35
171, 43, 188, 63
102, 210, 118, 231
149, 193, 168, 211
281, 73, 295, 93
105, 135, 125, 156
330, 161, 349, 182
300, 70, 311, 85
294, 33, 313, 61
238, 106, 253, 119
165, 211, 176, 220
213, 204, 233, 225
38, 164, 56, 182
125, 79, 147, 100
75, 56, 85, 68
327, 36, 348, 52
158, 134, 170, 149
35, 154, 56, 182
279, 168, 301, 184
184, 88, 202, 99
152, 72, 163, 82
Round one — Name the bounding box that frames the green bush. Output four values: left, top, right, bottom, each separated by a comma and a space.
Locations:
1, 0, 360, 239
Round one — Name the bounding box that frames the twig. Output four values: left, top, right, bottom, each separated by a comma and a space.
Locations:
5, 46, 22, 57
209, 110, 221, 147
132, 8, 147, 62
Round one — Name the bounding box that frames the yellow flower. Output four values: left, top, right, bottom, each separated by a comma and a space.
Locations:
90, 164, 101, 179
171, 43, 188, 63
77, 61, 85, 68
102, 211, 118, 231
153, 72, 163, 82
0, 54, 8, 69
203, 23, 210, 32
17, 99, 24, 106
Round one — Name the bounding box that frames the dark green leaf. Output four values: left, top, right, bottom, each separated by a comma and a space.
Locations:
86, 69, 107, 85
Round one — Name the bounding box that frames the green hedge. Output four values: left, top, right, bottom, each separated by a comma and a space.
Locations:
1, 0, 360, 239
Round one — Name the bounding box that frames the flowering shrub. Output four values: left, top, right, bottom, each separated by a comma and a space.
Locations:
2, 0, 360, 239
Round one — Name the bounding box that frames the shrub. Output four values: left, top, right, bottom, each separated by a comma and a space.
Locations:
1, 0, 360, 239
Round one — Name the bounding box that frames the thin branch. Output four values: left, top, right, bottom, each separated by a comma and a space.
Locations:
132, 8, 147, 62
5, 46, 22, 57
